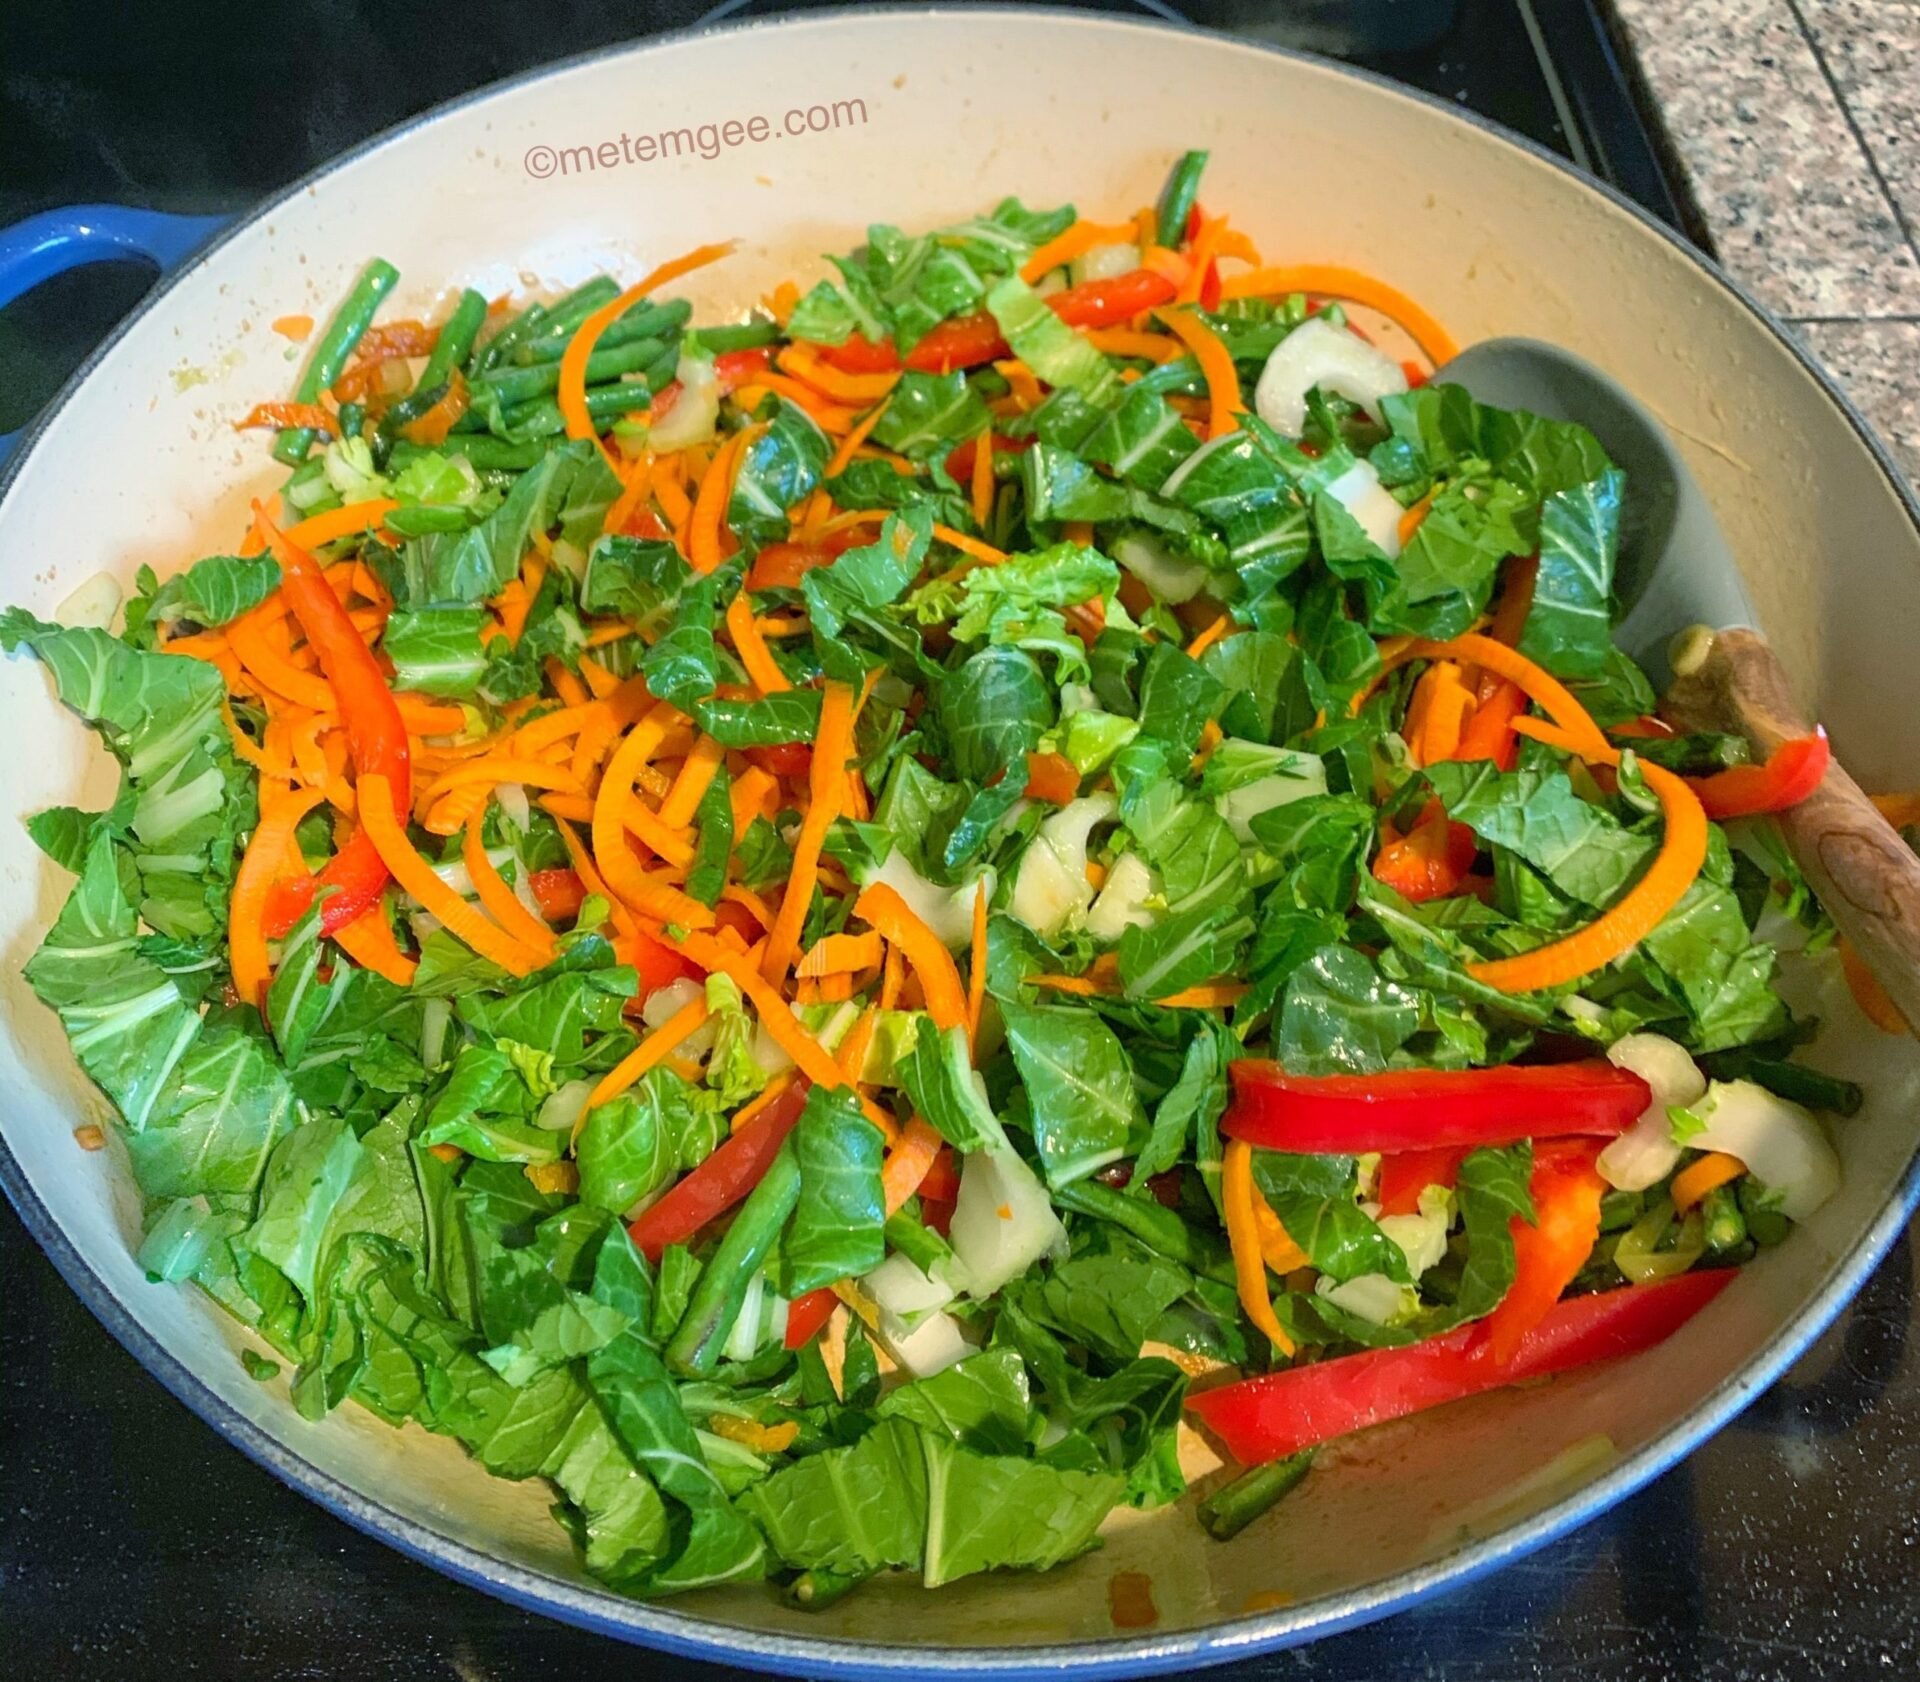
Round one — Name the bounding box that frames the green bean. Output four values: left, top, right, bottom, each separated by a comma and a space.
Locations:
1701, 1184, 1747, 1254
665, 1141, 801, 1378
1698, 1051, 1863, 1117
1053, 1178, 1234, 1285
1737, 1179, 1791, 1248
698, 318, 779, 353
643, 342, 682, 393
784, 1567, 873, 1611
1155, 149, 1210, 248
417, 288, 488, 392
530, 275, 621, 341
495, 380, 652, 441
515, 299, 691, 364
476, 336, 665, 407
1598, 1188, 1644, 1233
1197, 1451, 1314, 1541
474, 301, 546, 375
273, 257, 400, 465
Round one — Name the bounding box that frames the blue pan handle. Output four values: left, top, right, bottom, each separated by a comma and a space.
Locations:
0, 204, 231, 463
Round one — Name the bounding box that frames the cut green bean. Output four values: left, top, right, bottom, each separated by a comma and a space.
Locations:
530, 275, 621, 342
474, 302, 546, 375
448, 435, 548, 471
1701, 1184, 1747, 1254
665, 1141, 801, 1378
1197, 1450, 1314, 1541
495, 380, 653, 442
1698, 1051, 1863, 1117
1053, 1178, 1234, 1285
272, 257, 400, 465
516, 299, 691, 364
476, 336, 665, 407
1155, 149, 1210, 248
784, 1567, 873, 1611
698, 318, 779, 354
417, 287, 488, 392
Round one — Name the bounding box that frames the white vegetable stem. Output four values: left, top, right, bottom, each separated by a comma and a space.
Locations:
1597, 1033, 1706, 1192
1010, 794, 1117, 939
1253, 315, 1409, 438
1687, 1079, 1840, 1220
647, 351, 720, 452
950, 1147, 1067, 1297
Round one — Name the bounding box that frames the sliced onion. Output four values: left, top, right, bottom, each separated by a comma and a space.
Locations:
1598, 1033, 1706, 1192
1689, 1079, 1840, 1220
1253, 316, 1408, 438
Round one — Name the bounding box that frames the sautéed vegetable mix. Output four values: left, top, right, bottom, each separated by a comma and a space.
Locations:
3, 153, 1860, 1601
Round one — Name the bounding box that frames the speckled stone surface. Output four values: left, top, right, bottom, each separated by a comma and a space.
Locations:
1610, 0, 1920, 486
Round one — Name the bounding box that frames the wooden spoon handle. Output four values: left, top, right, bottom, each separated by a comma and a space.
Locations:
1662, 627, 1920, 1032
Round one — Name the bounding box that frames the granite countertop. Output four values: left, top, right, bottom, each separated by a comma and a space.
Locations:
1612, 0, 1920, 484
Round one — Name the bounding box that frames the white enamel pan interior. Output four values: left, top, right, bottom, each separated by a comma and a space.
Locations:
3, 9, 1920, 1675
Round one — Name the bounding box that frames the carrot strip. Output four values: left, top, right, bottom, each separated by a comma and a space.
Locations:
1468, 724, 1708, 993
558, 242, 736, 459
330, 900, 418, 988
798, 930, 885, 979
1840, 937, 1910, 1035
463, 808, 558, 963
623, 796, 696, 868
881, 1116, 948, 1217
1085, 327, 1180, 363
1218, 264, 1459, 365
1224, 1140, 1295, 1355
680, 930, 849, 1091
1252, 1181, 1310, 1273
760, 681, 856, 984
602, 452, 656, 538
1153, 307, 1243, 439
967, 880, 989, 1056
658, 734, 727, 830
238, 498, 398, 557
552, 815, 637, 937
226, 615, 337, 712
852, 881, 969, 1032
1397, 492, 1434, 549
970, 429, 996, 529
1175, 218, 1227, 305
777, 343, 900, 404
1368, 633, 1610, 758
1671, 1151, 1746, 1215
588, 994, 712, 1111
822, 397, 893, 480
728, 765, 778, 834
230, 788, 328, 1009
726, 590, 792, 695
393, 695, 468, 735
1185, 614, 1233, 661
358, 774, 542, 976
1020, 219, 1138, 284
591, 713, 716, 929
690, 426, 756, 575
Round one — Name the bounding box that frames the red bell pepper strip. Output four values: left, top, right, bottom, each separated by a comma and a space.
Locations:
1484, 1138, 1607, 1365
1371, 798, 1478, 903
714, 345, 776, 387
1450, 680, 1528, 772
1223, 1060, 1653, 1155
1186, 1270, 1733, 1466
630, 1078, 811, 1262
745, 741, 813, 780
1684, 730, 1830, 819
1376, 1145, 1469, 1216
527, 867, 587, 924
804, 332, 902, 375
904, 312, 1011, 373
943, 432, 1035, 483
746, 527, 869, 592
916, 1144, 961, 1205
1049, 269, 1181, 329
782, 1285, 841, 1350
256, 517, 411, 939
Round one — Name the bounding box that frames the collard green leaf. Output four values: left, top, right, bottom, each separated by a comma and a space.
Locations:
641, 558, 738, 711
579, 536, 691, 635
383, 605, 489, 697
141, 553, 282, 629
937, 646, 1056, 782
1274, 945, 1420, 1075
899, 1020, 1010, 1153
871, 371, 991, 457
782, 1085, 887, 1295
692, 689, 821, 747
1518, 470, 1623, 679
728, 398, 831, 543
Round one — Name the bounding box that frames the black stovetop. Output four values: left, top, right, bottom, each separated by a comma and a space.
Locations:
13, 5, 1917, 1679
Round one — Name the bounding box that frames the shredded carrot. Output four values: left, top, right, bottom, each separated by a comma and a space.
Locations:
587, 994, 713, 1112
239, 401, 336, 436
1840, 937, 1910, 1035
330, 901, 418, 988
422, 757, 582, 802
1223, 1140, 1295, 1355
398, 368, 470, 446
591, 713, 716, 929
1489, 555, 1540, 649
821, 397, 893, 481
558, 242, 736, 460
358, 774, 543, 976
538, 792, 598, 825
777, 342, 900, 404
226, 614, 337, 712
728, 765, 778, 835
545, 658, 590, 710
271, 314, 314, 342
681, 930, 850, 1091
930, 524, 1007, 580
1026, 970, 1246, 1009
1160, 981, 1251, 1010
1020, 219, 1138, 284
1397, 492, 1434, 549
1252, 1182, 1310, 1273
601, 452, 656, 537
760, 680, 857, 984
1175, 218, 1228, 305
881, 1116, 948, 1216
993, 360, 1045, 412
726, 589, 791, 695
1152, 307, 1243, 439
1218, 264, 1459, 365
967, 880, 989, 1057
1403, 660, 1475, 766
552, 814, 636, 936
852, 882, 969, 1031
735, 372, 859, 431
1469, 723, 1708, 992
576, 654, 620, 701
623, 798, 696, 868
1367, 633, 1611, 758
1671, 1151, 1747, 1215
230, 787, 328, 1008
1085, 327, 1180, 364
691, 425, 759, 576
729, 1071, 797, 1135
798, 930, 885, 979
657, 734, 726, 830
970, 428, 996, 529
393, 695, 468, 735
1185, 614, 1233, 661
239, 498, 397, 557
463, 807, 558, 964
